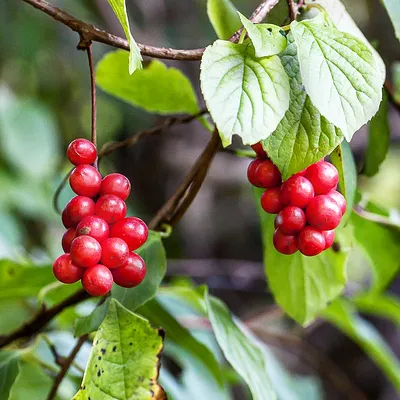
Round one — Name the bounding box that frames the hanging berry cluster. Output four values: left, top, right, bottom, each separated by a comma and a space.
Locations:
248, 143, 346, 256
53, 139, 149, 296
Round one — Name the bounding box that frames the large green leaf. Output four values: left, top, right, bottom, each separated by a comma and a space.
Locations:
73, 299, 165, 400
323, 298, 400, 390
291, 14, 383, 141
207, 0, 241, 39
74, 298, 111, 337
112, 231, 167, 311
363, 90, 390, 177
263, 34, 343, 179
106, 0, 142, 74
200, 40, 290, 147
97, 51, 199, 115
0, 351, 20, 400
255, 188, 348, 326
381, 0, 400, 41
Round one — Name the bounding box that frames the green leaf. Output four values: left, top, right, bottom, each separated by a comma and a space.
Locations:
330, 141, 356, 224
106, 0, 142, 74
74, 298, 111, 337
73, 299, 165, 400
112, 231, 167, 311
97, 51, 199, 115
323, 298, 400, 390
263, 34, 343, 179
207, 0, 241, 39
363, 90, 390, 177
238, 13, 287, 58
255, 188, 348, 326
0, 351, 20, 400
204, 291, 277, 400
200, 40, 290, 147
381, 0, 400, 41
290, 14, 383, 141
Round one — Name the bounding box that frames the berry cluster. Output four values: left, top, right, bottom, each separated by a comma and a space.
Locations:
53, 139, 149, 296
248, 143, 346, 256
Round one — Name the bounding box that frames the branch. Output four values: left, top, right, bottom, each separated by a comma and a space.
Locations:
287, 0, 298, 21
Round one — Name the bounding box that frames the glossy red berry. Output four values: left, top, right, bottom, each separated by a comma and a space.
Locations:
67, 138, 97, 166
100, 173, 131, 201
95, 195, 127, 224
305, 161, 339, 195
101, 237, 130, 269
110, 217, 149, 251
260, 187, 282, 214
82, 264, 113, 296
247, 159, 263, 187
76, 216, 109, 243
70, 236, 102, 268
112, 253, 146, 288
255, 160, 282, 188
275, 206, 306, 234
63, 196, 95, 228
306, 195, 342, 230
251, 142, 268, 158
273, 229, 298, 255
280, 176, 314, 208
297, 226, 326, 256
327, 190, 346, 216
322, 230, 335, 250
69, 164, 102, 198
293, 168, 307, 178
53, 253, 84, 284
62, 228, 76, 253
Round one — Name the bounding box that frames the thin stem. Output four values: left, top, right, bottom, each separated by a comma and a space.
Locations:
238, 29, 247, 45
86, 45, 97, 149
287, 0, 297, 21
385, 80, 400, 114
353, 205, 400, 230
52, 168, 73, 214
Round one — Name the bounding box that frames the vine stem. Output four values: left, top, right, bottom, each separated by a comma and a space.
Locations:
86, 45, 97, 149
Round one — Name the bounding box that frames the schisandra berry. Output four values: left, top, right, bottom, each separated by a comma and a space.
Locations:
280, 176, 314, 208
82, 264, 113, 296
62, 228, 76, 253
306, 195, 342, 230
69, 164, 102, 198
62, 196, 95, 228
76, 216, 109, 243
260, 187, 282, 214
322, 230, 335, 250
305, 161, 339, 195
110, 217, 149, 251
101, 237, 130, 269
251, 142, 268, 158
297, 227, 326, 256
100, 173, 131, 200
327, 190, 346, 216
112, 253, 146, 288
255, 159, 282, 188
67, 138, 97, 166
70, 236, 102, 268
95, 195, 127, 224
53, 254, 84, 284
247, 159, 263, 187
275, 206, 306, 234
273, 229, 298, 255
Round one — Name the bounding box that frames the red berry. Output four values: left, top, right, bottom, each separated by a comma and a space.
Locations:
273, 229, 298, 255
327, 190, 346, 216
255, 160, 282, 188
275, 206, 306, 234
76, 216, 109, 243
293, 168, 307, 178
247, 159, 263, 187
305, 161, 339, 195
280, 176, 314, 208
101, 237, 130, 269
110, 217, 149, 251
69, 164, 102, 198
53, 253, 84, 284
63, 196, 95, 228
70, 236, 102, 268
67, 138, 97, 166
322, 230, 335, 250
100, 173, 131, 201
62, 228, 76, 253
251, 142, 268, 158
260, 187, 282, 214
306, 195, 342, 230
297, 226, 326, 256
95, 195, 127, 224
112, 253, 146, 288
82, 264, 113, 296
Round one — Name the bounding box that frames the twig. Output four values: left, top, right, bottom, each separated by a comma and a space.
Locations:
287, 0, 298, 21
86, 45, 97, 149
385, 80, 400, 114
353, 205, 400, 230
46, 334, 89, 400
42, 335, 66, 367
